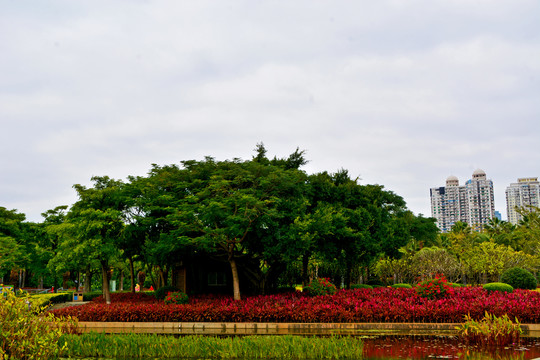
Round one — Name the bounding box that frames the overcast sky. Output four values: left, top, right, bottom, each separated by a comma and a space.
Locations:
1, 0, 539, 223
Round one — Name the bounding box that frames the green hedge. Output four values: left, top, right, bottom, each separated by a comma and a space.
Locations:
483, 282, 514, 293
29, 293, 71, 309
81, 291, 104, 301
391, 283, 412, 289
350, 284, 373, 290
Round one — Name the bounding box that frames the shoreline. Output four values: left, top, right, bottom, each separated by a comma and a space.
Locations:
77, 321, 540, 337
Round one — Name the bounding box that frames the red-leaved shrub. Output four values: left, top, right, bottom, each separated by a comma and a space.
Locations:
50, 287, 540, 323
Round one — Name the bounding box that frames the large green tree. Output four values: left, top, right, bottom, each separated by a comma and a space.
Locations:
62, 176, 126, 303
0, 207, 27, 285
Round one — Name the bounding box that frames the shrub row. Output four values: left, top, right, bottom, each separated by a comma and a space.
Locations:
29, 292, 71, 309
51, 287, 540, 323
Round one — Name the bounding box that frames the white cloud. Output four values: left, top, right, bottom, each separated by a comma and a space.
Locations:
1, 0, 539, 222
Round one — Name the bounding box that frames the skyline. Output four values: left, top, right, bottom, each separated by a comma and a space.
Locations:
1, 1, 539, 223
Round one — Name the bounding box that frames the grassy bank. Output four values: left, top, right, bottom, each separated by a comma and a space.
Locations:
59, 333, 364, 359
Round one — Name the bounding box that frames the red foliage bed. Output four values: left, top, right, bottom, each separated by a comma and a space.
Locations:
50, 287, 540, 323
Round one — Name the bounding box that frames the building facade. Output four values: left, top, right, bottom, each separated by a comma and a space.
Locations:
430, 169, 495, 232
505, 177, 540, 225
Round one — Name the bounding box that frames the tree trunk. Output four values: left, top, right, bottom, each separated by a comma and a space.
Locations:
129, 257, 135, 293
345, 263, 352, 289
101, 261, 112, 304
84, 267, 92, 293
158, 266, 168, 288
302, 253, 310, 287
229, 258, 241, 301
120, 270, 124, 291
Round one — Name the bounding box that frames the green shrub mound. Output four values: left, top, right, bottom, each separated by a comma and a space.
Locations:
483, 282, 514, 293
164, 291, 189, 305
391, 283, 412, 288
501, 267, 537, 290
303, 278, 337, 296
351, 284, 373, 290
155, 286, 180, 300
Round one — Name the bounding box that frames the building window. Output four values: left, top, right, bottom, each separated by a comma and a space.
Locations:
208, 272, 226, 286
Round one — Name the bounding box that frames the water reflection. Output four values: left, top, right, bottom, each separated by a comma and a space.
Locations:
363, 335, 540, 359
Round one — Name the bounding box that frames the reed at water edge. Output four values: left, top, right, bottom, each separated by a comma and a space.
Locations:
59, 333, 364, 359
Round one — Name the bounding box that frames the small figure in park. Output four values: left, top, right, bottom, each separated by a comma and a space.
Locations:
149, 285, 154, 291
135, 284, 140, 292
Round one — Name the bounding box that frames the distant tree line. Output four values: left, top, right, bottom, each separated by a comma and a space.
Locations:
11, 145, 538, 301
374, 213, 540, 286
1, 144, 442, 302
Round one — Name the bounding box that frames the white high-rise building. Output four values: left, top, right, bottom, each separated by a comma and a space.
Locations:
505, 177, 540, 225
430, 169, 495, 232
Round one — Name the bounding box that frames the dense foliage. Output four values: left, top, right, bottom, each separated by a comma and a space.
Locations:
2, 145, 420, 301
415, 274, 453, 300
500, 267, 537, 290
1, 287, 77, 360
51, 287, 540, 324
303, 278, 337, 296
164, 291, 189, 305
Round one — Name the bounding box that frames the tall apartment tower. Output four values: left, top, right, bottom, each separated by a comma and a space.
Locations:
430, 169, 495, 232
465, 169, 496, 231
505, 177, 540, 225
430, 176, 468, 232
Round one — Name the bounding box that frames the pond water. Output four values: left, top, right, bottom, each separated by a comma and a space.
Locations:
362, 335, 540, 359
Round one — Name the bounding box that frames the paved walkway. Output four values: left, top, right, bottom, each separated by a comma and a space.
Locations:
48, 301, 90, 310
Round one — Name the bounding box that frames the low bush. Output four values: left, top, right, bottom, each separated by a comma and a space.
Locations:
391, 283, 412, 289
501, 267, 537, 290
1, 286, 78, 359
164, 291, 189, 305
155, 286, 180, 300
83, 291, 105, 301
483, 282, 514, 294
350, 284, 373, 290
303, 278, 337, 296
415, 274, 454, 300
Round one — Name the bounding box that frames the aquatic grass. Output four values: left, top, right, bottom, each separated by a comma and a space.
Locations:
456, 312, 522, 347
59, 333, 364, 359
